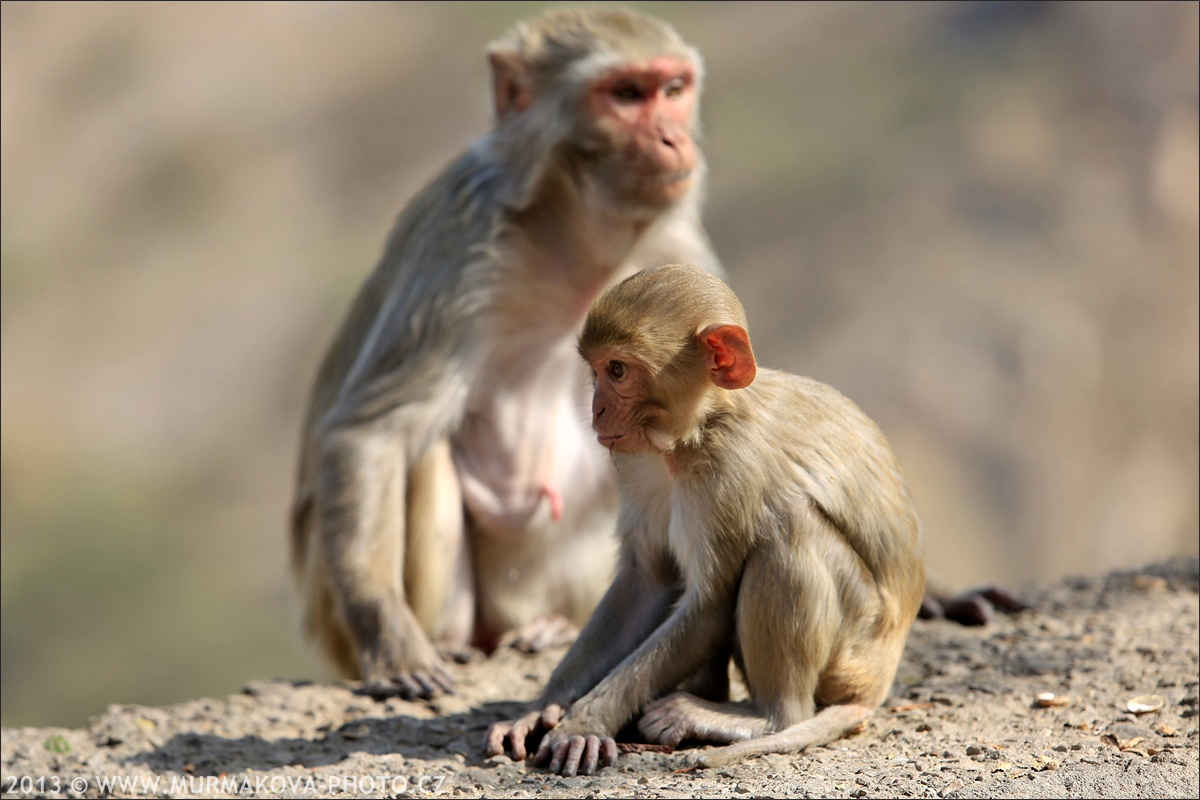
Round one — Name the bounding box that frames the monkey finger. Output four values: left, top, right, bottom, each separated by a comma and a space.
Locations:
402, 666, 455, 698
580, 735, 603, 775
540, 703, 564, 729
506, 730, 529, 763
483, 721, 513, 757
569, 734, 615, 776
429, 665, 457, 695
483, 710, 542, 761
393, 672, 441, 699
600, 736, 619, 770
534, 739, 552, 767
561, 736, 588, 777
542, 736, 574, 773
509, 708, 549, 761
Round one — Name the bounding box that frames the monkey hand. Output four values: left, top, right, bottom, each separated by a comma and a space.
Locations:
483, 703, 565, 762
534, 718, 619, 777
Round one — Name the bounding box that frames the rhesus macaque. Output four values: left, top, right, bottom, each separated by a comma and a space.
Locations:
289, 7, 721, 699
485, 264, 926, 775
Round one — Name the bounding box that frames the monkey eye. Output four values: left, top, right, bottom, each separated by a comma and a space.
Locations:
608, 360, 628, 380
611, 82, 645, 103
663, 79, 686, 99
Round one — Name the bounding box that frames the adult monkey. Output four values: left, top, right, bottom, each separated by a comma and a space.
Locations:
290, 7, 720, 699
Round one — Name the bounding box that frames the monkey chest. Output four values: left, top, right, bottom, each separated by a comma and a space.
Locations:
452, 346, 612, 538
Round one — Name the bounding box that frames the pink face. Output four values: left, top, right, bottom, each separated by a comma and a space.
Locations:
588, 57, 699, 207
585, 353, 664, 454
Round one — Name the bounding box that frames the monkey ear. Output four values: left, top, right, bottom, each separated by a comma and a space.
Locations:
488, 50, 534, 121
699, 324, 756, 390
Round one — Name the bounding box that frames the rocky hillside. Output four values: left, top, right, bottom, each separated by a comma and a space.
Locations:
3, 559, 1196, 798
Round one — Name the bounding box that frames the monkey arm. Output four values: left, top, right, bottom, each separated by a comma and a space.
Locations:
312, 420, 457, 697
537, 559, 679, 708
483, 557, 677, 761
294, 148, 503, 695
534, 586, 737, 775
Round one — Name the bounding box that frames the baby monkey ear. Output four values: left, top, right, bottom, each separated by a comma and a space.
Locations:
699, 324, 756, 390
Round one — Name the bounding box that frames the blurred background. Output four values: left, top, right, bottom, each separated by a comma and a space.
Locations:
2, 1, 1196, 729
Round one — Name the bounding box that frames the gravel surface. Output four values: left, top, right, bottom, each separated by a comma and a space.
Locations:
3, 558, 1196, 799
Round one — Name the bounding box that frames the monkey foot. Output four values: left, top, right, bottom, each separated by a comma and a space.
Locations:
438, 644, 484, 664
497, 614, 578, 653
639, 692, 759, 748
919, 586, 1031, 626
361, 666, 456, 701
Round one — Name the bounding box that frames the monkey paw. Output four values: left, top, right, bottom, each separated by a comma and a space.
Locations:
497, 614, 579, 654
361, 663, 455, 701
639, 692, 757, 748
438, 644, 484, 665
920, 586, 1030, 626
535, 727, 619, 777
638, 692, 698, 747
483, 703, 564, 762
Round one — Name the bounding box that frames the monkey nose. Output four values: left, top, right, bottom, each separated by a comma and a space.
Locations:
657, 132, 694, 171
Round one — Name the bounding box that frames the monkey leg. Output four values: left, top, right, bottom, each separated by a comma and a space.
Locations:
638, 692, 767, 748
404, 440, 474, 647
316, 427, 455, 699
688, 520, 888, 767
637, 536, 820, 755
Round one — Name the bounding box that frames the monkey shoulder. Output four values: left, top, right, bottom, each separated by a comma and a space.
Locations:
378, 145, 508, 283
313, 146, 533, 426
745, 370, 885, 441
736, 369, 909, 500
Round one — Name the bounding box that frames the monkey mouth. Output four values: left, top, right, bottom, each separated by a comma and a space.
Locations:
597, 433, 624, 449
629, 172, 692, 209
647, 170, 692, 187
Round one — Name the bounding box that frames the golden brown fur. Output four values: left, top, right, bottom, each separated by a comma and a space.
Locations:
486, 264, 925, 774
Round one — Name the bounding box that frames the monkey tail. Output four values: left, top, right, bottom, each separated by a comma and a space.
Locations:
694, 703, 876, 768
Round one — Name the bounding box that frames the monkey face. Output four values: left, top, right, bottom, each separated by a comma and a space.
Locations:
585, 57, 699, 209
584, 353, 671, 454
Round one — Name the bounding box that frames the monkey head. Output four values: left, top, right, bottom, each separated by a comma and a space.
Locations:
578, 264, 756, 454
487, 7, 705, 213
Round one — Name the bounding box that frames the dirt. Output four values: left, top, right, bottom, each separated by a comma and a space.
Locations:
2, 558, 1196, 799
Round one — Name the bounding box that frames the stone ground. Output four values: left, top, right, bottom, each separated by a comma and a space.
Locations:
2, 558, 1196, 799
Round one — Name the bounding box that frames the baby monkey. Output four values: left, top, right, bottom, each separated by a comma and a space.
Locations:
485, 264, 926, 775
